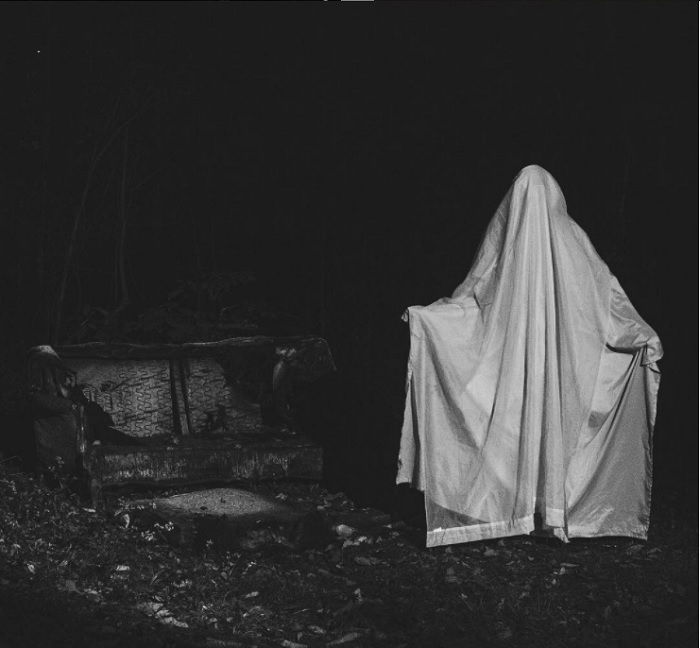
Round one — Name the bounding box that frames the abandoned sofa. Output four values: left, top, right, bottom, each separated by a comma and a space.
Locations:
28, 336, 334, 505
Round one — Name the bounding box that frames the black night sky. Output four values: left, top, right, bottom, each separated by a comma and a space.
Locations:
1, 2, 696, 503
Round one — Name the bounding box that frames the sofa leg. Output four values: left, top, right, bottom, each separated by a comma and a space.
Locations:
90, 476, 103, 510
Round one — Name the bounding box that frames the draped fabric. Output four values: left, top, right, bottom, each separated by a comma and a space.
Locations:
397, 165, 662, 547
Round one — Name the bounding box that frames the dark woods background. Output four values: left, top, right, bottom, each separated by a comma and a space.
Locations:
0, 2, 695, 507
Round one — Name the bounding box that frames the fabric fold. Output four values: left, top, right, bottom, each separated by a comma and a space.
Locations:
397, 165, 662, 546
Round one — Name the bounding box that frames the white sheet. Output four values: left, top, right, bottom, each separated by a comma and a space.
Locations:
397, 165, 662, 546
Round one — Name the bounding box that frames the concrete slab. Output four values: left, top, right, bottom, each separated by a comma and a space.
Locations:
162, 487, 289, 514
127, 487, 331, 551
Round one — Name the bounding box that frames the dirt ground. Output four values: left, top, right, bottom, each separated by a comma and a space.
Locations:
0, 466, 696, 648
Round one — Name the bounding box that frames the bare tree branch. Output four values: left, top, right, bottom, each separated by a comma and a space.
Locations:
52, 96, 153, 343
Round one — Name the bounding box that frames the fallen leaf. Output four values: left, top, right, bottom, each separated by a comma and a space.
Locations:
116, 512, 130, 528
557, 563, 580, 575
160, 615, 188, 628
281, 640, 307, 648
137, 601, 164, 615
483, 548, 497, 557
334, 524, 356, 539
328, 632, 363, 645
83, 588, 103, 603
342, 536, 371, 548
243, 605, 272, 618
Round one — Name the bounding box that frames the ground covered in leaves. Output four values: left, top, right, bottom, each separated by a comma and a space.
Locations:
0, 466, 696, 648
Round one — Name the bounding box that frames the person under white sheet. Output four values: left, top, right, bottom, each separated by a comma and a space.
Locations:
397, 165, 662, 546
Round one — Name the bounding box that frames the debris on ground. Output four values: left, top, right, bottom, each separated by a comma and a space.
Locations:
0, 466, 696, 647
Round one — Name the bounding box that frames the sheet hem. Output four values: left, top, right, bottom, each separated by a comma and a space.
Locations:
426, 516, 535, 547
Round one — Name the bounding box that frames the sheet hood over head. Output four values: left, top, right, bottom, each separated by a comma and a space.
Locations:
398, 165, 662, 546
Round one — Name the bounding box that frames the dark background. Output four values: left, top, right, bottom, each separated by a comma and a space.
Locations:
0, 2, 695, 508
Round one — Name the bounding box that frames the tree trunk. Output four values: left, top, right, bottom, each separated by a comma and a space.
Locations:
115, 126, 130, 313
53, 105, 144, 344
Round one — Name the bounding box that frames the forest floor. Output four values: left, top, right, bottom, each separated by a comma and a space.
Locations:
0, 464, 696, 648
